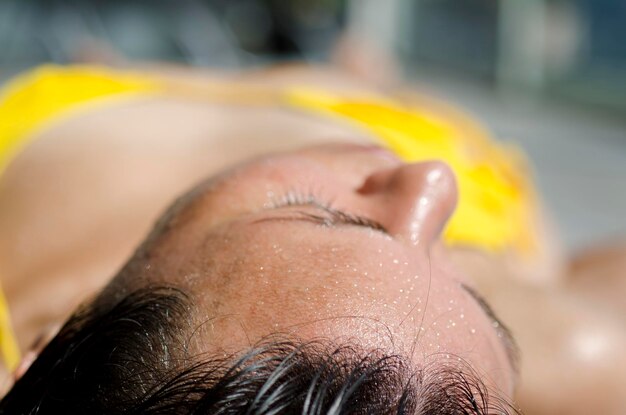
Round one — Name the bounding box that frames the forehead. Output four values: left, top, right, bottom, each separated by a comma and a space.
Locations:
102, 147, 514, 391
112, 199, 514, 391
147, 215, 477, 341
184, 213, 428, 288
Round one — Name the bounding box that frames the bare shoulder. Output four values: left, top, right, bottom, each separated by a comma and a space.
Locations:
567, 239, 626, 319
139, 62, 387, 94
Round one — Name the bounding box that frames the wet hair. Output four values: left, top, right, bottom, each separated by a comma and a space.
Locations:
0, 287, 519, 415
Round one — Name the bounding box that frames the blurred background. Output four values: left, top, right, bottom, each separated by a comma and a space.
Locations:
1, 0, 625, 251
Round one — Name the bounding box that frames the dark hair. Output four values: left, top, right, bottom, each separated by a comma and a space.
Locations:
0, 287, 519, 414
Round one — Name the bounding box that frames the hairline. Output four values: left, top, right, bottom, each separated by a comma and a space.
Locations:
3, 285, 519, 414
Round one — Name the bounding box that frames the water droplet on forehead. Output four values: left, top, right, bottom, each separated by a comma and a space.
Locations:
392, 259, 399, 264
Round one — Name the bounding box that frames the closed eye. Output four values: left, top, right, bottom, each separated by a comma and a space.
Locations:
294, 204, 389, 235
262, 192, 389, 235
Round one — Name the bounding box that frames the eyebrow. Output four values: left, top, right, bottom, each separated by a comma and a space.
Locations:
461, 284, 520, 375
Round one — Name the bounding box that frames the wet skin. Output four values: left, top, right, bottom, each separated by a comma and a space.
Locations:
105, 143, 517, 396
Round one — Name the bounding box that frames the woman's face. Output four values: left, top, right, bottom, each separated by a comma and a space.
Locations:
109, 143, 516, 395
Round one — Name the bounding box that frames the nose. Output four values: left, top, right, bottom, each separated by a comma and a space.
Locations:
357, 161, 458, 245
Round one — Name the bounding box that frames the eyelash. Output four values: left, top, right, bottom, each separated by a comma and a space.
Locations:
272, 190, 335, 211
270, 190, 388, 233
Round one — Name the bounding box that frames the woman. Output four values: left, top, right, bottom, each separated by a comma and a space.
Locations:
0, 64, 623, 414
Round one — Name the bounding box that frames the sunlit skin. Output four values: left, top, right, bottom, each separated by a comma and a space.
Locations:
1, 65, 625, 413
104, 143, 516, 397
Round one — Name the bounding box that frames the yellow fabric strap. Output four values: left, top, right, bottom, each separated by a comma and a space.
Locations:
0, 65, 159, 178
0, 65, 159, 371
286, 87, 537, 254
0, 284, 19, 372
0, 65, 538, 370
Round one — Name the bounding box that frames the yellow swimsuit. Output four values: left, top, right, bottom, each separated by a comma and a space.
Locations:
0, 65, 538, 372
